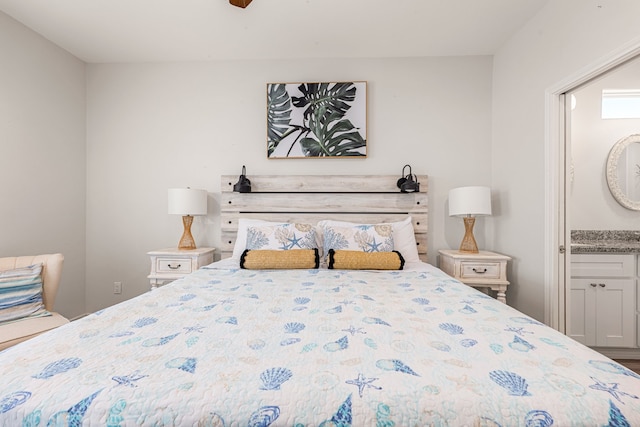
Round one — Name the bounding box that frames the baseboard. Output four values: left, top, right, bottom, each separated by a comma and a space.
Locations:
593, 347, 640, 360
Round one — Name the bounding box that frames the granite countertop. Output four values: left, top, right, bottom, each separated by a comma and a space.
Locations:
571, 230, 640, 254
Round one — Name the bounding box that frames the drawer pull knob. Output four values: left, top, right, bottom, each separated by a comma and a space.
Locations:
590, 283, 597, 287
168, 264, 182, 270
599, 283, 606, 288
472, 268, 487, 274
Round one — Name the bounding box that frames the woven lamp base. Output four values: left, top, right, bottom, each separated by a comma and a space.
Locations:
178, 215, 197, 250
458, 216, 479, 253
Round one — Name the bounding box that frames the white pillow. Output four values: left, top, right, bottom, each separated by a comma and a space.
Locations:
317, 217, 419, 264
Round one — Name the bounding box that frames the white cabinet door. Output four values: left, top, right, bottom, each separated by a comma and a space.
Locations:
569, 278, 636, 347
570, 254, 638, 349
568, 278, 597, 346
596, 279, 636, 347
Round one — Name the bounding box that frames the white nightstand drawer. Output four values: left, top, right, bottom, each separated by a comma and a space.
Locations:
460, 262, 501, 279
148, 248, 215, 290
438, 249, 511, 304
156, 258, 192, 274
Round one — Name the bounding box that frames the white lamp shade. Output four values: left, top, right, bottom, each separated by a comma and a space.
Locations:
168, 188, 208, 216
448, 186, 492, 217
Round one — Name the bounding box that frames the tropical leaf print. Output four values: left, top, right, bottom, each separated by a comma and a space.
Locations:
267, 83, 293, 157
267, 82, 366, 158
292, 82, 356, 122
300, 109, 366, 157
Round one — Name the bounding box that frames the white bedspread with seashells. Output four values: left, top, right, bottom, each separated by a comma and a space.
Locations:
0, 262, 639, 425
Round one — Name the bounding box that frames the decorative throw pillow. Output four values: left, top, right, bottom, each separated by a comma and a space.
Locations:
0, 263, 48, 324
320, 223, 394, 258
246, 223, 318, 251
317, 217, 419, 264
240, 249, 320, 270
232, 218, 282, 259
328, 249, 405, 270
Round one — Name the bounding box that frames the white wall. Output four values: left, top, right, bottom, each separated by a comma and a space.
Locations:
7, 0, 640, 323
492, 1, 640, 320
570, 58, 640, 229
85, 57, 494, 311
0, 12, 86, 318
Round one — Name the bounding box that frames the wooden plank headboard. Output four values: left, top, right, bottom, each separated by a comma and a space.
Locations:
220, 175, 428, 261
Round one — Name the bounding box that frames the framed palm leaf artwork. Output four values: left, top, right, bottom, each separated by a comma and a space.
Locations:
267, 81, 367, 158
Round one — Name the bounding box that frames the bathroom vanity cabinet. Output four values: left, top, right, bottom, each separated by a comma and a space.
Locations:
569, 253, 637, 348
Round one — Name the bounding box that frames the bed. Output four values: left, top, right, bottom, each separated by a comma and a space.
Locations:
1, 175, 639, 426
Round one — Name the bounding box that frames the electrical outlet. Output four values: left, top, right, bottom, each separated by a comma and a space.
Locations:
114, 281, 122, 294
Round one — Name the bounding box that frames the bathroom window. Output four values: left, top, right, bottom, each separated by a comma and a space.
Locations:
602, 89, 640, 119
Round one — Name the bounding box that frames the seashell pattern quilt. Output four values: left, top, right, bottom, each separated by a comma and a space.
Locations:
1, 263, 639, 425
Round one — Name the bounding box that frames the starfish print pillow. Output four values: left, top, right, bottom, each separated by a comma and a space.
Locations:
320, 223, 394, 259
246, 223, 318, 251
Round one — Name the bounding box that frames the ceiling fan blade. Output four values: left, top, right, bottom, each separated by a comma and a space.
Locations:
230, 0, 253, 8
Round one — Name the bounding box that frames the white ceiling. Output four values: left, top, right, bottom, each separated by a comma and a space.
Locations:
0, 0, 549, 63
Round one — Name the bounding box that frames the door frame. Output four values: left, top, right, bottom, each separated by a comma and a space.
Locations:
544, 37, 640, 331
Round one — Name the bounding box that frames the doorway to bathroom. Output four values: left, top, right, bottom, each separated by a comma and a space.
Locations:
548, 52, 640, 358
564, 56, 640, 355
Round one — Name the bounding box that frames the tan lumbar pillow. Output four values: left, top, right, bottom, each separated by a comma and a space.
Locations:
240, 249, 319, 269
327, 249, 404, 270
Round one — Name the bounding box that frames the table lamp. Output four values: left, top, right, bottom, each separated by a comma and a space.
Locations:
448, 186, 492, 253
168, 188, 208, 250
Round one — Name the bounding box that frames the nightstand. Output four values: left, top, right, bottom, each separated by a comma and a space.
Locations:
147, 247, 215, 290
438, 249, 511, 303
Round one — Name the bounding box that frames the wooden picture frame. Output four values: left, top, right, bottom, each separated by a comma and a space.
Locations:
266, 81, 367, 158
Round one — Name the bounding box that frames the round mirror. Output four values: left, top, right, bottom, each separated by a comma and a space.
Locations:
606, 134, 640, 211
